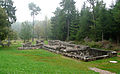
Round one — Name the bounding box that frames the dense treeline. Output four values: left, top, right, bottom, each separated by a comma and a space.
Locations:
1, 0, 120, 45
51, 0, 120, 44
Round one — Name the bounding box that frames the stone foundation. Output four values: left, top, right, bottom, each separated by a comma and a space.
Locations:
18, 40, 117, 62
43, 40, 117, 62
18, 40, 44, 50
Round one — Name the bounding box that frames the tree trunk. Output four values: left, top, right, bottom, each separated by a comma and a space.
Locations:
32, 14, 35, 42
24, 39, 25, 43
38, 35, 39, 40
88, 0, 96, 41
67, 19, 70, 41
0, 38, 1, 45
117, 35, 119, 45
8, 36, 10, 42
102, 32, 104, 41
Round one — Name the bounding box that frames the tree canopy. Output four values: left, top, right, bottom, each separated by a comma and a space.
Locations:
50, 0, 120, 44
28, 2, 41, 42
0, 0, 16, 24
19, 22, 32, 42
0, 6, 9, 41
0, 0, 16, 41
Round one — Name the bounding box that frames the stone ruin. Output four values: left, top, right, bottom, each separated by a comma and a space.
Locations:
0, 39, 11, 47
18, 40, 117, 62
43, 40, 117, 62
18, 40, 44, 50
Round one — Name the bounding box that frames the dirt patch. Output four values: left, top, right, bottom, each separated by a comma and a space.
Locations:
61, 56, 73, 60
11, 53, 35, 57
89, 67, 116, 74
117, 51, 120, 57
61, 56, 82, 62
12, 52, 58, 62
117, 51, 120, 53
117, 55, 120, 57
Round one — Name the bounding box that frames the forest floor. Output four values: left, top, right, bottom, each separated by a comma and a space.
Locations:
0, 41, 120, 74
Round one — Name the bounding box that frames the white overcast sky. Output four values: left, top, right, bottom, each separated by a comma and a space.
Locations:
13, 0, 114, 22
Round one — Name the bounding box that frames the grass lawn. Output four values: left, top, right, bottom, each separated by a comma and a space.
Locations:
0, 43, 120, 74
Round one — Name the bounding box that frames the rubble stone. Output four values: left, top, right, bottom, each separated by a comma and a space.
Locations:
18, 40, 117, 62
44, 40, 117, 61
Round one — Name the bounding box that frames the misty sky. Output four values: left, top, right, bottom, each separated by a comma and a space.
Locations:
13, 0, 114, 22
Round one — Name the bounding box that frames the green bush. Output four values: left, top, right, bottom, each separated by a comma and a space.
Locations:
118, 53, 120, 55
84, 41, 102, 48
109, 38, 113, 42
113, 47, 120, 51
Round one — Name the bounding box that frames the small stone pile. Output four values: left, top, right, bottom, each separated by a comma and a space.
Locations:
18, 40, 44, 50
0, 41, 11, 47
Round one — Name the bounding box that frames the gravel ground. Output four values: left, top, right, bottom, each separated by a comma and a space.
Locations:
89, 67, 116, 74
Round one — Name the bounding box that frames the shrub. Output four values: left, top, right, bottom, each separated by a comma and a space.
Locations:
84, 41, 102, 48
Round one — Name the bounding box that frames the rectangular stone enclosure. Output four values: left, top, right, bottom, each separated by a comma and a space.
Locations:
18, 40, 117, 62
43, 40, 117, 62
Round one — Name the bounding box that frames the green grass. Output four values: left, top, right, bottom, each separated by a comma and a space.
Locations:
0, 44, 120, 74
44, 41, 48, 45
118, 53, 120, 55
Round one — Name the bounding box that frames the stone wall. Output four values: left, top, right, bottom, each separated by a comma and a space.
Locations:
18, 40, 117, 62
43, 40, 117, 61
18, 40, 44, 50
